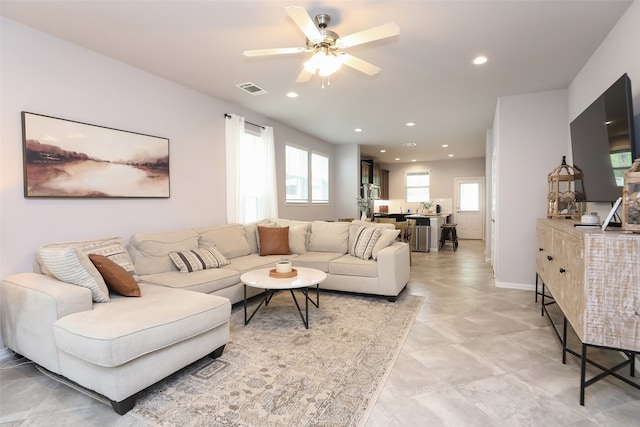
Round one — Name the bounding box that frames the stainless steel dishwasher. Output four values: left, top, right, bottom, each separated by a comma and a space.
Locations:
412, 225, 430, 252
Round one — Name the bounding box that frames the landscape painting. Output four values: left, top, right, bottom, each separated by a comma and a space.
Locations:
22, 112, 170, 198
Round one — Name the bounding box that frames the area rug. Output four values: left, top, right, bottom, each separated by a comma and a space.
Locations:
129, 290, 423, 427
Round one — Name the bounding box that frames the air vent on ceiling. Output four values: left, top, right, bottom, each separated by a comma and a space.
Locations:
236, 82, 268, 96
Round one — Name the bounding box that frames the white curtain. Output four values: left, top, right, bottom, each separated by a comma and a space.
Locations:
261, 125, 278, 219
225, 114, 278, 223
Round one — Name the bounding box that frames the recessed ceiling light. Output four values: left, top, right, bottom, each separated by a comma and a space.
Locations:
380, 149, 386, 153
411, 159, 417, 162
448, 154, 454, 157
403, 142, 416, 147
354, 128, 362, 132
406, 122, 416, 127
441, 144, 449, 148
286, 92, 298, 98
395, 157, 401, 161
473, 56, 488, 65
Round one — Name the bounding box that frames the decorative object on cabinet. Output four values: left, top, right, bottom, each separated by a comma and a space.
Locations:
622, 158, 640, 233
547, 156, 583, 220
22, 112, 170, 198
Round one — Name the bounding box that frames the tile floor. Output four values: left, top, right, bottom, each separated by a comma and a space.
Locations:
1, 240, 638, 426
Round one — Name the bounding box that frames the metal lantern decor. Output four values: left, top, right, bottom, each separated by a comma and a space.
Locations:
547, 156, 584, 220
622, 158, 640, 233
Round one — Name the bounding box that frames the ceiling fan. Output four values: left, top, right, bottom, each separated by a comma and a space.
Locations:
243, 6, 399, 83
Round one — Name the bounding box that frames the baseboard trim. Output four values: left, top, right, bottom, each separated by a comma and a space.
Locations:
495, 281, 535, 291
0, 346, 14, 361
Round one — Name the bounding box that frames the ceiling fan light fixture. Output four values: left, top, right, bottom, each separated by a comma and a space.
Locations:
304, 48, 342, 77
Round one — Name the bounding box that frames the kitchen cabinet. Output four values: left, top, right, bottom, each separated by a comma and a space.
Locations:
380, 169, 389, 200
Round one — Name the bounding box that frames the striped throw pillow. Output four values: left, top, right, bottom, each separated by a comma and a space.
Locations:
38, 246, 111, 303
349, 226, 382, 260
169, 246, 230, 273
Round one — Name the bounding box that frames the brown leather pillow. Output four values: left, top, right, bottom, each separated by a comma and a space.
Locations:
89, 254, 141, 297
257, 226, 291, 256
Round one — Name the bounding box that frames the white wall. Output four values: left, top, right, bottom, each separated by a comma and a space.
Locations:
334, 144, 361, 220
0, 18, 335, 352
490, 0, 640, 290
492, 90, 569, 289
568, 0, 640, 219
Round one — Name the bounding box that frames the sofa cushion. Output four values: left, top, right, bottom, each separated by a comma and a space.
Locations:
53, 283, 231, 367
286, 224, 308, 254
197, 224, 251, 259
308, 221, 350, 254
169, 247, 230, 272
89, 254, 141, 297
38, 246, 110, 303
328, 254, 379, 278
257, 226, 291, 256
290, 251, 345, 273
129, 230, 199, 275
137, 268, 240, 294
222, 253, 291, 274
349, 226, 382, 260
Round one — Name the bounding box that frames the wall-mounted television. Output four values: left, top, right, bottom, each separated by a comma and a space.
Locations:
570, 73, 638, 203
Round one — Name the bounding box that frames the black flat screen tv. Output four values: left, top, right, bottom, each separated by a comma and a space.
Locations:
570, 73, 638, 203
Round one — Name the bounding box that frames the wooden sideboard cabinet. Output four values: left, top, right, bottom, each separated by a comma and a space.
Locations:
536, 219, 640, 352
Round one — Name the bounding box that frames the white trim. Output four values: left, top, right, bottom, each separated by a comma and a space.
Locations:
495, 280, 535, 291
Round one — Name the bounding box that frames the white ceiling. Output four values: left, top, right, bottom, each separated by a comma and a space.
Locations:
1, 0, 632, 163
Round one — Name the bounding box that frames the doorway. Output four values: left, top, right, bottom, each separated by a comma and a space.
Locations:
454, 177, 485, 239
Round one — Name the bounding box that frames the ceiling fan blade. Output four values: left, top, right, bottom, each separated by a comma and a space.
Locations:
243, 47, 305, 57
285, 6, 322, 43
339, 53, 381, 76
296, 68, 314, 83
337, 22, 399, 48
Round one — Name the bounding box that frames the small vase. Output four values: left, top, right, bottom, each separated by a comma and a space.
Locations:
361, 211, 368, 221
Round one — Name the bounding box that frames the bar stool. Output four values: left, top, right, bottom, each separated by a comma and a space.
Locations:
439, 224, 459, 252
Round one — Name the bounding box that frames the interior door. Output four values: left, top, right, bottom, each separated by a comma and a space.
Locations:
454, 177, 485, 239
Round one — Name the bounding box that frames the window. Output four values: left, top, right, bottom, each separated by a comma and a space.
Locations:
459, 182, 480, 211
311, 153, 329, 203
286, 145, 308, 202
285, 144, 329, 204
406, 171, 429, 202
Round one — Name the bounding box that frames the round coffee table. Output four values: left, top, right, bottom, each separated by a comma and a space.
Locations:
241, 267, 327, 329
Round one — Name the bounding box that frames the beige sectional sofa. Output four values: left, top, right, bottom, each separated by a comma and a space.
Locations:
0, 218, 410, 414
130, 219, 410, 303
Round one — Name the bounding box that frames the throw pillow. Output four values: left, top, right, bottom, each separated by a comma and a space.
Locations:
169, 246, 230, 273
80, 237, 136, 275
38, 246, 110, 303
372, 228, 401, 260
89, 254, 141, 297
257, 226, 291, 256
349, 226, 382, 260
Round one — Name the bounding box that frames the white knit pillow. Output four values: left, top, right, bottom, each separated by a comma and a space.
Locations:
38, 246, 110, 303
349, 226, 382, 260
169, 246, 230, 273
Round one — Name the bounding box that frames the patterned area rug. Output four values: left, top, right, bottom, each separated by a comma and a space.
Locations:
130, 290, 423, 427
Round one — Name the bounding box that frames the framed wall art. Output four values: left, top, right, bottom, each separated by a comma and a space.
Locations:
22, 112, 170, 198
